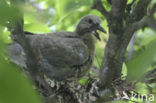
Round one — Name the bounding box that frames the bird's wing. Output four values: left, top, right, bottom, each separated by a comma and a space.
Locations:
27, 32, 89, 67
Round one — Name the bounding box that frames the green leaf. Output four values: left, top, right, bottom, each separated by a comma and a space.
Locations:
136, 83, 148, 94
127, 38, 156, 80
121, 63, 127, 80
127, 0, 133, 4
102, 0, 111, 11
0, 26, 11, 43
0, 1, 19, 25
79, 77, 89, 85
0, 59, 42, 103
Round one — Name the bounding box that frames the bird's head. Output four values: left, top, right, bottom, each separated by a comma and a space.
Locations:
75, 15, 106, 40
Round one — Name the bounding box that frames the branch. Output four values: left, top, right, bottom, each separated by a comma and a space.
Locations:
91, 0, 110, 20
97, 1, 128, 88
126, 16, 156, 35
126, 0, 151, 24
110, 0, 127, 18
98, 0, 154, 88
125, 1, 156, 34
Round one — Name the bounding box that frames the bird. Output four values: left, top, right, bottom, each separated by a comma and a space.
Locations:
8, 15, 106, 81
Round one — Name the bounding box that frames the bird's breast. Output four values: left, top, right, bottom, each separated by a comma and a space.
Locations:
70, 34, 96, 79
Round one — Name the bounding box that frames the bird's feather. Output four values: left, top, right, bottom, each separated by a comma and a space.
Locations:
8, 32, 91, 80
27, 31, 89, 67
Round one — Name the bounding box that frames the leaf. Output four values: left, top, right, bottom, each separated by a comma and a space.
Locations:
136, 83, 148, 94
0, 58, 42, 103
79, 77, 89, 85
137, 29, 156, 47
127, 38, 156, 80
0, 1, 19, 25
121, 63, 127, 80
0, 26, 11, 43
102, 0, 111, 11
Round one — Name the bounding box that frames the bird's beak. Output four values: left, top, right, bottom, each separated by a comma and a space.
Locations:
96, 25, 106, 33
93, 25, 106, 41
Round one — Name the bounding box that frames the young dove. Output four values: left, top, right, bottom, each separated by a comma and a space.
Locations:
8, 15, 106, 80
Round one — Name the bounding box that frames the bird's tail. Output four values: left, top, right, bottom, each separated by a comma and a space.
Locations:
7, 42, 27, 68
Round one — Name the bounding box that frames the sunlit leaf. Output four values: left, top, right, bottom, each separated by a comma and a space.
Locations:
79, 77, 89, 85
121, 63, 127, 80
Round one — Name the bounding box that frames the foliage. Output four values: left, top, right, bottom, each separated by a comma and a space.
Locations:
127, 29, 156, 79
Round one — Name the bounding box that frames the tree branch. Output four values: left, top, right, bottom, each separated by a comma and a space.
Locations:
110, 0, 127, 18
98, 0, 154, 88
97, 0, 127, 88
125, 16, 156, 36
126, 0, 151, 24
91, 0, 110, 21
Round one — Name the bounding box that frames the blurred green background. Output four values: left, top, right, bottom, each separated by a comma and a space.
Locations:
0, 0, 156, 103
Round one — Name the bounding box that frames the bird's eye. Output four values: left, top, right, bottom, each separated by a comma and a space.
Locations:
88, 19, 93, 24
